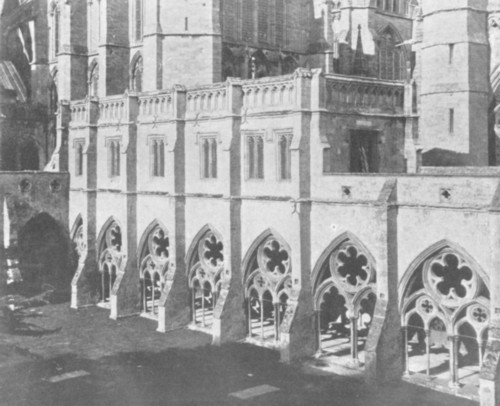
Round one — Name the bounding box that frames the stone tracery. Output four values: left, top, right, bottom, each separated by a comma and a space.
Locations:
188, 228, 224, 329
244, 234, 292, 345
401, 246, 490, 391
313, 237, 376, 366
98, 220, 123, 306
139, 224, 169, 318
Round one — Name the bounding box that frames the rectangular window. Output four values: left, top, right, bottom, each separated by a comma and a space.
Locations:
350, 131, 379, 173
200, 137, 217, 179
150, 139, 165, 177
135, 0, 143, 41
107, 140, 120, 177
449, 44, 454, 64
449, 108, 454, 134
75, 142, 84, 177
54, 9, 60, 56
247, 135, 264, 179
277, 134, 292, 180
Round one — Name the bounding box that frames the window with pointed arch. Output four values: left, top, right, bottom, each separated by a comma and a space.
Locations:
313, 238, 376, 366
97, 221, 123, 306
131, 55, 143, 92
378, 28, 405, 80
401, 246, 490, 392
89, 62, 99, 97
50, 5, 61, 58
187, 229, 224, 329
72, 217, 87, 263
244, 235, 292, 345
139, 224, 169, 318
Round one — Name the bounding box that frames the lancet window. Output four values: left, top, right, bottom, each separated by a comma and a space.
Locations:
188, 229, 224, 329
98, 221, 123, 306
244, 235, 292, 345
139, 225, 169, 318
247, 134, 264, 179
313, 238, 377, 366
401, 247, 490, 392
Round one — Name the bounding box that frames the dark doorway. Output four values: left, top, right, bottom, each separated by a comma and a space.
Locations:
350, 130, 379, 173
18, 213, 76, 295
19, 139, 40, 170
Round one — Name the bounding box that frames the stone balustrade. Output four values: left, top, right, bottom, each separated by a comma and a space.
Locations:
325, 74, 404, 114
138, 91, 174, 119
186, 84, 227, 114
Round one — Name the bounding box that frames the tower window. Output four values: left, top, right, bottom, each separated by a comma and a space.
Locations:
151, 138, 165, 177
449, 109, 454, 134
131, 55, 143, 92
277, 134, 292, 180
134, 0, 143, 42
108, 140, 121, 177
200, 137, 217, 179
54, 8, 60, 56
247, 135, 264, 179
449, 44, 454, 64
185, 17, 189, 31
76, 142, 84, 176
89, 62, 99, 97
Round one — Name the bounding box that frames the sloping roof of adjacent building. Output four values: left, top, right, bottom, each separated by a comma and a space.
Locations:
0, 60, 27, 103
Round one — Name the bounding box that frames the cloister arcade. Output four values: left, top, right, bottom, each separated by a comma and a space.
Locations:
72, 215, 495, 401
312, 234, 377, 368
187, 226, 225, 330
96, 219, 123, 307
243, 232, 292, 347
138, 222, 169, 319
400, 242, 490, 393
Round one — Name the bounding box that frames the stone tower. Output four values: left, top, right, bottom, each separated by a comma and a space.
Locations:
419, 0, 490, 166
142, 0, 222, 91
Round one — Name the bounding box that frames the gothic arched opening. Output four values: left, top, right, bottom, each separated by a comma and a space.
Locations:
313, 236, 377, 367
401, 245, 490, 394
97, 220, 123, 307
187, 227, 224, 330
138, 223, 169, 319
244, 233, 292, 347
17, 213, 76, 297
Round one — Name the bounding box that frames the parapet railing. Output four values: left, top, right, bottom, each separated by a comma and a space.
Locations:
324, 74, 405, 114
138, 90, 174, 119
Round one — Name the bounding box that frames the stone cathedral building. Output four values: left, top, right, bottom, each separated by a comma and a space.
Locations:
6, 0, 500, 405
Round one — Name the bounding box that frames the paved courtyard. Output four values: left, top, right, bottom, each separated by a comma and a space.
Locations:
0, 304, 478, 406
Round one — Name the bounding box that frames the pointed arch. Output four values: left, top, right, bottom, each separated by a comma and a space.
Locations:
137, 218, 169, 262
398, 239, 489, 307
185, 224, 224, 267
96, 216, 121, 254
241, 228, 292, 281
311, 231, 376, 292
130, 51, 143, 92
70, 214, 83, 240
88, 59, 99, 97
376, 23, 407, 81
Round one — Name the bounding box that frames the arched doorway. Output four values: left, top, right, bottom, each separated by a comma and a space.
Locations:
401, 245, 490, 395
18, 212, 75, 296
138, 223, 169, 318
97, 220, 123, 307
244, 232, 292, 347
312, 236, 377, 367
187, 227, 224, 330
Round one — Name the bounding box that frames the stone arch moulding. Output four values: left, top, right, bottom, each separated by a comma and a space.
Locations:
185, 223, 224, 267
137, 219, 169, 262
398, 239, 489, 308
310, 230, 377, 294
96, 216, 122, 253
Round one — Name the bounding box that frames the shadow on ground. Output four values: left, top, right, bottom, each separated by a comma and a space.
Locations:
0, 341, 478, 406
